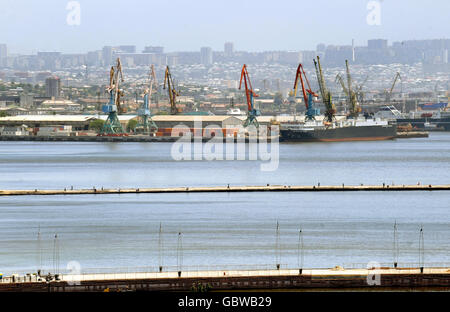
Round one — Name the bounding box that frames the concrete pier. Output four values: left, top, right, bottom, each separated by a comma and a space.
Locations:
0, 135, 277, 143
396, 131, 429, 138
0, 267, 449, 292
0, 184, 449, 197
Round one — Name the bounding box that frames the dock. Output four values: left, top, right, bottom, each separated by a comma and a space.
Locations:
0, 267, 449, 292
0, 135, 277, 143
396, 131, 429, 138
0, 184, 449, 197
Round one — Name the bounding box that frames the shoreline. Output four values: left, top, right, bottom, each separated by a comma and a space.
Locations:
1, 184, 449, 196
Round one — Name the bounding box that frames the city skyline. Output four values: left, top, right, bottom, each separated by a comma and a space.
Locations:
1, 37, 449, 72
0, 0, 449, 54
2, 37, 450, 56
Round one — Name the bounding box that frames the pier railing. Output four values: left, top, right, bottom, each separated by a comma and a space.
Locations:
2, 262, 450, 284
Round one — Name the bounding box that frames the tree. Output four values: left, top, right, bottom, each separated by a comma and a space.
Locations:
0, 111, 9, 117
88, 119, 105, 132
273, 92, 284, 111
127, 119, 138, 133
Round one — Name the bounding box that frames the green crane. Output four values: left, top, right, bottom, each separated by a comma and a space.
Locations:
136, 65, 158, 134
345, 60, 360, 118
313, 56, 336, 122
100, 58, 126, 136
164, 66, 181, 115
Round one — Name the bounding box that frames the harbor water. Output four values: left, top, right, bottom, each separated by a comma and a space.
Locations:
0, 133, 449, 274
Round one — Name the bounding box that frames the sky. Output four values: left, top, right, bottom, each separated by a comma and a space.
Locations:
0, 0, 449, 54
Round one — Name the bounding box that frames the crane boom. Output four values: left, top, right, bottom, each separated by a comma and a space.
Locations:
164, 66, 180, 115
145, 64, 157, 109
390, 72, 402, 94
314, 56, 335, 122
355, 75, 368, 106
293, 64, 318, 120
136, 64, 158, 134
386, 72, 402, 103
345, 60, 360, 118
100, 57, 126, 135
335, 74, 348, 96
114, 58, 124, 114
239, 64, 260, 128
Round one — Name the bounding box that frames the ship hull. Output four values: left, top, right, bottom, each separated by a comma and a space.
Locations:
280, 124, 397, 142
397, 117, 450, 131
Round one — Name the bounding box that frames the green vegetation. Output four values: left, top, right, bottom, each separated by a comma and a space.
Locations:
273, 92, 283, 107
88, 119, 105, 132
191, 282, 212, 292
0, 82, 46, 96
0, 111, 9, 117
126, 119, 138, 132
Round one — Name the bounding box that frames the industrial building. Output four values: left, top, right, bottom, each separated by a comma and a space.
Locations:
0, 114, 248, 136
0, 115, 100, 131
45, 76, 61, 98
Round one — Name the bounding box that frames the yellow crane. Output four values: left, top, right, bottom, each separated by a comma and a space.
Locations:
385, 72, 402, 104
136, 64, 158, 134
345, 60, 360, 118
100, 58, 126, 135
313, 56, 336, 122
163, 66, 181, 115
335, 73, 348, 96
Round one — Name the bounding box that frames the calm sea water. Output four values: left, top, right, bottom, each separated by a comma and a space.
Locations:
0, 133, 449, 274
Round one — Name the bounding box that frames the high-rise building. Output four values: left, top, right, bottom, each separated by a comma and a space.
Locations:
37, 52, 61, 70
224, 42, 234, 57
143, 46, 164, 54
87, 51, 102, 67
117, 45, 136, 53
316, 43, 326, 52
200, 47, 213, 65
102, 46, 113, 66
0, 44, 7, 67
368, 39, 388, 50
45, 76, 61, 98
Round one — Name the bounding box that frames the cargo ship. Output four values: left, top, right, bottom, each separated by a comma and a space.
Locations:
374, 105, 450, 131
279, 118, 397, 142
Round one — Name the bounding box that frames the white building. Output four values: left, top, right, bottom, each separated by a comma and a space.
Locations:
1, 125, 29, 136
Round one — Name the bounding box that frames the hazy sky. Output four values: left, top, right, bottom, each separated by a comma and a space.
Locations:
1, 0, 449, 54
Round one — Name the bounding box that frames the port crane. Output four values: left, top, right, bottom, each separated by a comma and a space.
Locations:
136, 65, 158, 134
164, 66, 181, 115
335, 73, 348, 97
336, 73, 368, 110
355, 75, 368, 106
100, 58, 126, 135
239, 64, 260, 128
385, 72, 402, 104
293, 63, 319, 120
345, 60, 361, 118
313, 56, 336, 122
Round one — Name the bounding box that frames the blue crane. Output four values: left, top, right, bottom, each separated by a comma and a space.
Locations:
99, 58, 127, 136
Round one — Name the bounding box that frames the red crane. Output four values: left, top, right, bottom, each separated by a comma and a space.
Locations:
239, 64, 260, 127
293, 64, 319, 120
